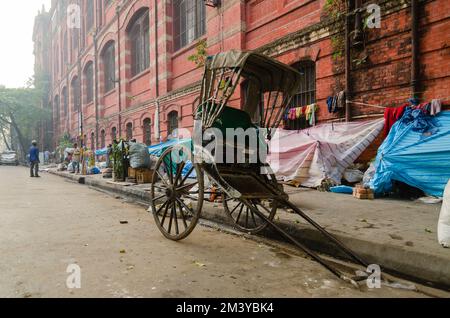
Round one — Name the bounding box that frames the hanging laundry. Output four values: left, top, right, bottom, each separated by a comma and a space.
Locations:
337, 91, 346, 110
289, 108, 296, 120
384, 104, 408, 137
326, 92, 345, 113
296, 107, 302, 119
309, 104, 318, 126
430, 99, 442, 116
327, 97, 334, 114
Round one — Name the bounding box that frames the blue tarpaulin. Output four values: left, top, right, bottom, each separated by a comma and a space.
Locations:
148, 138, 192, 157
371, 110, 450, 197
96, 139, 196, 178
95, 138, 193, 157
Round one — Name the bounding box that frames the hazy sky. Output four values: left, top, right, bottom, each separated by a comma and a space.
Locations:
0, 0, 52, 88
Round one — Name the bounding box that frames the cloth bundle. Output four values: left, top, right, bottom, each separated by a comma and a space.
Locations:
384, 99, 442, 136
327, 91, 346, 113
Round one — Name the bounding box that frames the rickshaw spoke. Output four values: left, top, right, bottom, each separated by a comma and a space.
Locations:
152, 194, 166, 202
156, 169, 170, 187
183, 195, 200, 201
173, 203, 179, 235
179, 166, 195, 187
153, 184, 168, 191
168, 153, 174, 185
168, 203, 174, 234
177, 181, 198, 192
156, 200, 169, 216
174, 161, 186, 186
160, 201, 171, 227
177, 200, 189, 229
245, 206, 249, 228
250, 207, 257, 226
230, 201, 243, 215
236, 204, 245, 224
176, 198, 194, 218
251, 201, 262, 223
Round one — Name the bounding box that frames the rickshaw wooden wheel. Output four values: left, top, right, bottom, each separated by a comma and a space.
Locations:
150, 145, 204, 241
223, 198, 278, 234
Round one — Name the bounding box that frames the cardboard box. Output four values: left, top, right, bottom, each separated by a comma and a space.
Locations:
136, 169, 155, 184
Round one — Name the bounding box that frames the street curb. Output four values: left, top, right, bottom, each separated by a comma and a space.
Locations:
48, 170, 450, 290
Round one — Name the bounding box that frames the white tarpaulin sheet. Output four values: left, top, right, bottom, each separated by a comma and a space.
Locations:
267, 119, 384, 187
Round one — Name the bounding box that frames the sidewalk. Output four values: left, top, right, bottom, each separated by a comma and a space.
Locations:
47, 169, 450, 289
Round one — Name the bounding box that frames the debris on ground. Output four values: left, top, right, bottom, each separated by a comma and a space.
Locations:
193, 261, 206, 268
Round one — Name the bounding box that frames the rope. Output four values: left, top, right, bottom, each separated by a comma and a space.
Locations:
346, 96, 450, 109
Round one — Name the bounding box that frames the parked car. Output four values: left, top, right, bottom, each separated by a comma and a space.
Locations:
0, 151, 19, 166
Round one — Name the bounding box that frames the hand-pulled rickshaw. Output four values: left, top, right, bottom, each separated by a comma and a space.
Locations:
149, 50, 368, 285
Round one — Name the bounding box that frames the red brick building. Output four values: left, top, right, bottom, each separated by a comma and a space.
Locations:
33, 0, 449, 151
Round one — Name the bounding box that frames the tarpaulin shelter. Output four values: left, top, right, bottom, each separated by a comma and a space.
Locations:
371, 111, 450, 197
267, 119, 384, 187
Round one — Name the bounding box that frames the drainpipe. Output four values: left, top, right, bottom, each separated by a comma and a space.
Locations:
345, 0, 354, 122
154, 0, 161, 142
116, 5, 123, 137
411, 0, 419, 97
94, 33, 99, 149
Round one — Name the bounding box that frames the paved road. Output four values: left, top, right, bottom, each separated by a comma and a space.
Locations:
0, 166, 431, 298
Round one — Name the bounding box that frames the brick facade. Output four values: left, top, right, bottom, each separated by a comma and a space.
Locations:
34, 0, 450, 151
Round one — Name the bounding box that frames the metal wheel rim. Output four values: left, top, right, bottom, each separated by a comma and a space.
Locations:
150, 145, 204, 241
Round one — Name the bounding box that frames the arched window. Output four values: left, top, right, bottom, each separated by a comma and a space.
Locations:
126, 123, 133, 140
286, 60, 316, 130
102, 42, 116, 93
168, 111, 179, 137
143, 118, 152, 146
111, 126, 117, 141
62, 87, 68, 116
173, 0, 206, 51
128, 9, 150, 77
84, 62, 94, 104
71, 76, 81, 112
90, 132, 95, 150
100, 130, 106, 149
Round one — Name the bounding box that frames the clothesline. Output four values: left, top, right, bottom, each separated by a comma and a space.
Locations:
346, 96, 450, 109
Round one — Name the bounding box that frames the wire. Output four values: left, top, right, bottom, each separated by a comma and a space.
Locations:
346, 96, 450, 109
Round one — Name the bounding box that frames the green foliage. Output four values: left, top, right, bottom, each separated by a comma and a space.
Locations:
112, 141, 125, 181
0, 86, 50, 157
58, 133, 73, 151
324, 0, 346, 60
187, 39, 207, 67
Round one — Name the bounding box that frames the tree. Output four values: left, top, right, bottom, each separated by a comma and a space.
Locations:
0, 85, 50, 159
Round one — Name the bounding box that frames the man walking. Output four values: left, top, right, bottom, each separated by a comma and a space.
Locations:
29, 140, 40, 178
72, 143, 81, 174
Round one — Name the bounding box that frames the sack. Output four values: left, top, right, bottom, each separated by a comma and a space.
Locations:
363, 163, 376, 188
438, 180, 450, 248
67, 162, 74, 173
129, 142, 151, 169
344, 169, 364, 183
